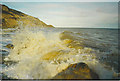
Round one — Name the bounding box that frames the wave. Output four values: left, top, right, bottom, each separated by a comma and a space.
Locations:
2, 28, 118, 79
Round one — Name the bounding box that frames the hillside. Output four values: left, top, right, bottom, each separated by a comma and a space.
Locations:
0, 4, 54, 29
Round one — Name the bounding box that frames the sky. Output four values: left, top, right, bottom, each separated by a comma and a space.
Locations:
1, 0, 119, 28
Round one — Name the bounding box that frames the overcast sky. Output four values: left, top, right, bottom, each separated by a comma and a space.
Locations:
1, 0, 118, 28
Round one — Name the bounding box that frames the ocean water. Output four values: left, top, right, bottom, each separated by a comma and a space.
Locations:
0, 27, 119, 79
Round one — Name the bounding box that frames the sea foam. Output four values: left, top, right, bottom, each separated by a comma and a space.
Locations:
3, 28, 117, 79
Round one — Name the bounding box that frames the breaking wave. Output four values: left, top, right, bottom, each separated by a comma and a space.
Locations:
2, 28, 119, 79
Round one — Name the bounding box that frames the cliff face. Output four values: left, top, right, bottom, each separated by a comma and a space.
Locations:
0, 4, 54, 29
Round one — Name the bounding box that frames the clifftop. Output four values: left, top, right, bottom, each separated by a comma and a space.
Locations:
0, 4, 54, 28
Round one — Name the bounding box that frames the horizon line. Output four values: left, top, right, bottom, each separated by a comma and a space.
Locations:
55, 26, 118, 28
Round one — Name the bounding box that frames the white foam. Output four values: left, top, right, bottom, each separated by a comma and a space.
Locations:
2, 28, 118, 79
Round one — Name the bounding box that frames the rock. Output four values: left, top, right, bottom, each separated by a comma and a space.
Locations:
2, 73, 15, 79
0, 49, 9, 56
1, 4, 54, 29
53, 62, 99, 79
3, 60, 18, 66
60, 31, 84, 49
0, 57, 2, 64
47, 25, 54, 27
5, 44, 14, 49
60, 31, 75, 40
0, 49, 8, 52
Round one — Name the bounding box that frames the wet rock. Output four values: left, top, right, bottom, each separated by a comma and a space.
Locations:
2, 73, 15, 79
0, 57, 2, 64
0, 49, 8, 52
0, 49, 9, 56
53, 62, 99, 79
60, 31, 75, 40
2, 60, 18, 66
5, 44, 14, 49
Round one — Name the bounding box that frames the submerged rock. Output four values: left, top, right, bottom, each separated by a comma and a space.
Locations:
5, 44, 14, 49
53, 62, 99, 79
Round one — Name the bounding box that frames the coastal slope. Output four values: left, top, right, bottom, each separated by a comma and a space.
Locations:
0, 4, 54, 29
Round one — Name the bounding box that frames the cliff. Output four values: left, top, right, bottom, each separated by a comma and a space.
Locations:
0, 4, 54, 29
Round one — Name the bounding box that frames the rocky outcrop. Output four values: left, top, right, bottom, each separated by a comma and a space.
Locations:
0, 4, 54, 29
53, 62, 99, 79
5, 44, 14, 49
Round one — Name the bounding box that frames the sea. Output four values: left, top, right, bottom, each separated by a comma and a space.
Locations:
0, 27, 119, 79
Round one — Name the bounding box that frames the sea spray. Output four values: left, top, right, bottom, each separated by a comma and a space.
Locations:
2, 28, 117, 79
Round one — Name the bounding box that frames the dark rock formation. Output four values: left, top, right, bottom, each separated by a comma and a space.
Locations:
53, 62, 99, 79
5, 44, 14, 49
